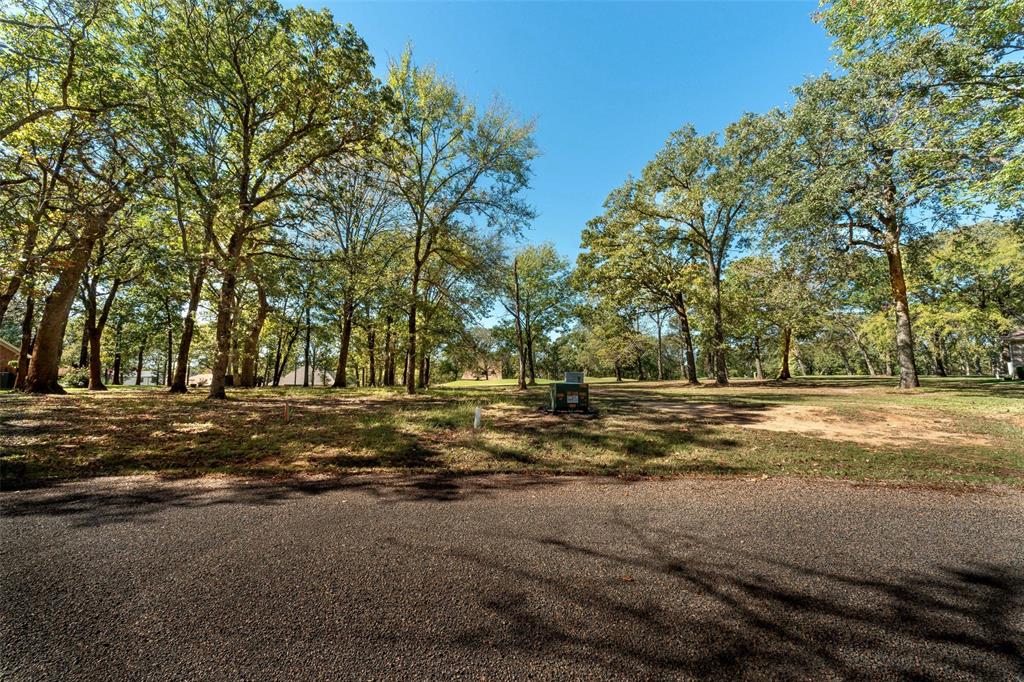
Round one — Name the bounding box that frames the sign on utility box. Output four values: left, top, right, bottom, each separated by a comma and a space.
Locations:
550, 382, 589, 413
564, 371, 584, 384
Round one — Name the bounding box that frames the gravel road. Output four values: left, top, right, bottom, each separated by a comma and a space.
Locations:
2, 475, 1022, 680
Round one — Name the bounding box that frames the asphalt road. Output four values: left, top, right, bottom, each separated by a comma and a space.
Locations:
2, 475, 1022, 680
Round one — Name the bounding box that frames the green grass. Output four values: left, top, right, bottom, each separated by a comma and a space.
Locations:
1, 376, 1021, 488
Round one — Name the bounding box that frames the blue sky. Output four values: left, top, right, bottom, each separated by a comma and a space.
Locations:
317, 1, 837, 261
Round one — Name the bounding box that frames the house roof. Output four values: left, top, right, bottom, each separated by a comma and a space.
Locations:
1002, 329, 1024, 342
0, 337, 19, 354
277, 365, 334, 386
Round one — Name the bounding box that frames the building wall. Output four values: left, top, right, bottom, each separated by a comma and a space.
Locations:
0, 341, 19, 373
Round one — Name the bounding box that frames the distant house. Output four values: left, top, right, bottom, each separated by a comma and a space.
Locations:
1002, 329, 1024, 379
1, 338, 19, 382
126, 370, 160, 386
277, 365, 334, 387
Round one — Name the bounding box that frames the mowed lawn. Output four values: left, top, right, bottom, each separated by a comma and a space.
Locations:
1, 377, 1022, 488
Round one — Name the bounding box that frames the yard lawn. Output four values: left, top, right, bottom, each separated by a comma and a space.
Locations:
1, 376, 1021, 488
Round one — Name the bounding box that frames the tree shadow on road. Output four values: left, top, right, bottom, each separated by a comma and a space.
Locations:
0, 473, 612, 527
446, 514, 1024, 679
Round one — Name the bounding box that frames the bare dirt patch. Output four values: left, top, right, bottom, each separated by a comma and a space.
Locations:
482, 398, 989, 449
747, 405, 990, 447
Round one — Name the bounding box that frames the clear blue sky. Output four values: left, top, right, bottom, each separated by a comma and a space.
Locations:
316, 1, 836, 261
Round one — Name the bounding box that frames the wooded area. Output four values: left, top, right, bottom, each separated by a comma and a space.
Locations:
1, 0, 1022, 398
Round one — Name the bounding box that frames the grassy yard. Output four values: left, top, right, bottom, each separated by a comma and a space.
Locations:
1, 376, 1022, 488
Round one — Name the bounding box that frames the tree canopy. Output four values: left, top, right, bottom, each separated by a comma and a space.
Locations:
1, 0, 1020, 398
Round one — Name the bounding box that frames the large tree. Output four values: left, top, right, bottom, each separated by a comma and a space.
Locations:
4, 0, 158, 393
637, 114, 779, 385
304, 158, 403, 388
506, 243, 571, 384
158, 0, 388, 399
777, 58, 967, 388
22, 109, 160, 393
381, 52, 536, 394
580, 182, 702, 384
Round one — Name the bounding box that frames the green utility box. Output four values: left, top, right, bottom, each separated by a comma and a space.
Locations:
549, 382, 589, 413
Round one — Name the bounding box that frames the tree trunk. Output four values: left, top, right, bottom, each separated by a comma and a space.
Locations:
711, 285, 728, 385
333, 302, 354, 388
655, 315, 664, 380
302, 306, 311, 387
272, 334, 283, 387
778, 327, 792, 380
614, 361, 622, 382
526, 334, 537, 385
112, 352, 122, 385
136, 343, 144, 385
838, 344, 854, 374
166, 326, 174, 386
209, 268, 236, 399
24, 202, 124, 393
793, 344, 808, 376
87, 326, 105, 391
14, 295, 34, 390
885, 242, 920, 388
239, 285, 270, 388
85, 277, 121, 391
524, 310, 537, 386
852, 333, 877, 376
367, 328, 377, 387
931, 331, 947, 377
77, 321, 89, 369
512, 258, 528, 390
230, 331, 240, 380
261, 347, 272, 386
383, 316, 394, 386
208, 225, 247, 399
275, 327, 298, 386
406, 267, 420, 394
170, 261, 207, 393
753, 335, 764, 380
671, 296, 699, 384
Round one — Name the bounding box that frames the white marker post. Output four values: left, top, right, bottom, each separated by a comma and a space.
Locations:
473, 406, 482, 430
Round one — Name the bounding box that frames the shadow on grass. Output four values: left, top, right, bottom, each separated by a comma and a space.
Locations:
3, 376, 1019, 488
0, 386, 763, 486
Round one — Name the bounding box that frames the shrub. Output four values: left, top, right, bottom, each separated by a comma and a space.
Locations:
61, 367, 89, 388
